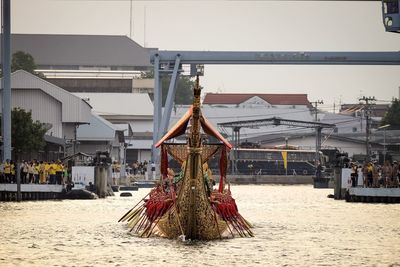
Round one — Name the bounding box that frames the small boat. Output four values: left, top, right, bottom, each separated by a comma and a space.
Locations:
62, 189, 98, 200
120, 192, 133, 197
133, 180, 156, 188
119, 185, 139, 191
119, 76, 253, 240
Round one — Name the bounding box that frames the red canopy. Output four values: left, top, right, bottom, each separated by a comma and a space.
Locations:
155, 106, 232, 149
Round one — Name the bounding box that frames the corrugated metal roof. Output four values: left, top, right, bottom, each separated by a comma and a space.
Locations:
0, 70, 92, 123
1, 33, 155, 68
129, 121, 153, 133
319, 112, 366, 134
203, 93, 311, 106
126, 140, 153, 150
74, 93, 153, 116
44, 134, 66, 145
77, 112, 117, 141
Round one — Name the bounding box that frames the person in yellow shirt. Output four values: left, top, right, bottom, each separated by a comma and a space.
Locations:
33, 160, 40, 184
38, 161, 46, 184
4, 159, 11, 183
55, 160, 64, 185
366, 162, 374, 188
44, 162, 51, 184
48, 160, 57, 184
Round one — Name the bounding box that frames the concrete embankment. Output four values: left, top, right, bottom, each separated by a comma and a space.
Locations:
345, 187, 400, 203
225, 175, 313, 185
0, 184, 63, 201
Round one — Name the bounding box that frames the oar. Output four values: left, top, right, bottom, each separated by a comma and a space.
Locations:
118, 191, 150, 222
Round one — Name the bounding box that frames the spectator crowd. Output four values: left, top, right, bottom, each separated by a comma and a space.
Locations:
0, 159, 67, 185
350, 160, 400, 188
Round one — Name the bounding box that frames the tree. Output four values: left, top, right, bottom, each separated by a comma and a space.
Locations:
140, 70, 194, 105
11, 51, 37, 74
161, 75, 194, 106
381, 98, 400, 127
0, 108, 48, 159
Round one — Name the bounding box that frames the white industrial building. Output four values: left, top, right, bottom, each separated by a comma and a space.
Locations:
76, 112, 125, 162
0, 70, 91, 160
73, 92, 153, 163
0, 70, 134, 163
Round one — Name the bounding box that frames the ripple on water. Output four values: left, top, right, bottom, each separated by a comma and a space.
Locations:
0, 185, 400, 266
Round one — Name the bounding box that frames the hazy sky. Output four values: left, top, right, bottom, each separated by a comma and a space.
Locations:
10, 0, 400, 110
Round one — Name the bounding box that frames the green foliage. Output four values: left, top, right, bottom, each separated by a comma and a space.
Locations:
0, 108, 47, 157
140, 69, 154, 79
140, 70, 194, 105
11, 51, 37, 74
381, 98, 400, 126
161, 75, 194, 106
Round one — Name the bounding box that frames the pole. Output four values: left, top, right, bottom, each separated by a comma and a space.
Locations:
366, 110, 370, 160
120, 143, 126, 181
151, 54, 160, 164
383, 128, 386, 163
313, 100, 323, 166
16, 162, 21, 202
379, 124, 390, 163
2, 0, 12, 162
359, 96, 376, 162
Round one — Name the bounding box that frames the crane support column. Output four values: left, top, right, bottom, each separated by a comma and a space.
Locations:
2, 0, 12, 162
152, 54, 161, 164
159, 55, 181, 139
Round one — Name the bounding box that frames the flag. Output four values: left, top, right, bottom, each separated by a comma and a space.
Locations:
281, 151, 287, 169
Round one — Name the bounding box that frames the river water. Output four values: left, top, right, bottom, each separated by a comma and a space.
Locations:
0, 185, 399, 267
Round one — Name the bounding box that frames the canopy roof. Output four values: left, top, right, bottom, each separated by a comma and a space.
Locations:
155, 106, 232, 149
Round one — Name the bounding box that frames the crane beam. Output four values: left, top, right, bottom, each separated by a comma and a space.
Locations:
218, 117, 336, 129
151, 51, 400, 65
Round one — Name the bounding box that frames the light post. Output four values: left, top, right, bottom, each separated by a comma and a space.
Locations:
378, 124, 390, 163
312, 100, 323, 167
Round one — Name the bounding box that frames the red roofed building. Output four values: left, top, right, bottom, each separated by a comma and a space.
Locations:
203, 93, 312, 108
